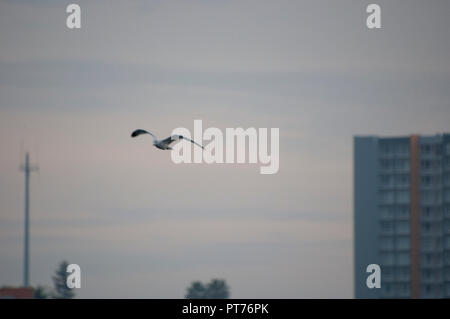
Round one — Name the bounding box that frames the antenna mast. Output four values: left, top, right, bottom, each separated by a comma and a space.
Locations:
20, 152, 38, 287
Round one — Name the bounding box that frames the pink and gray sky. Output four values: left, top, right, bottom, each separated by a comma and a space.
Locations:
0, 0, 449, 298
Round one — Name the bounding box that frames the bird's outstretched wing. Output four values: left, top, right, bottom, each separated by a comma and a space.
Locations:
160, 135, 204, 149
179, 135, 204, 149
131, 129, 157, 141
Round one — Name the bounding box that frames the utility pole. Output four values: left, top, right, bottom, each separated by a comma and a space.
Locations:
20, 152, 38, 287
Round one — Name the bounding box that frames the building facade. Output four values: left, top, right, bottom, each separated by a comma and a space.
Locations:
0, 287, 34, 299
354, 134, 450, 298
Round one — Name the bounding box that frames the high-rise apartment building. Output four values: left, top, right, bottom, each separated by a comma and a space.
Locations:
354, 134, 450, 298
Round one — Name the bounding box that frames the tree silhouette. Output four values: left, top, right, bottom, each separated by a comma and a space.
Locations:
186, 281, 206, 299
52, 260, 75, 299
33, 285, 52, 299
185, 279, 230, 299
205, 279, 229, 298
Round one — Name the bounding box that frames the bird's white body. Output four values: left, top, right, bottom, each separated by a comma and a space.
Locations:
154, 139, 174, 150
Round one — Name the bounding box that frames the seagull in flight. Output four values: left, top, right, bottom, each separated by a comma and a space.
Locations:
131, 129, 204, 150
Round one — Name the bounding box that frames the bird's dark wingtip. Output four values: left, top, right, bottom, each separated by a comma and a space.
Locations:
131, 129, 142, 138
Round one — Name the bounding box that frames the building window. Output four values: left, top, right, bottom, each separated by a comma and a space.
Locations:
396, 237, 410, 250
380, 252, 395, 265
421, 175, 431, 186
421, 144, 432, 155
396, 191, 410, 204
396, 205, 410, 219
380, 221, 395, 234
421, 160, 431, 170
445, 143, 450, 156
445, 190, 450, 202
444, 173, 450, 187
396, 174, 409, 186
379, 175, 391, 186
397, 252, 410, 265
380, 237, 394, 250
